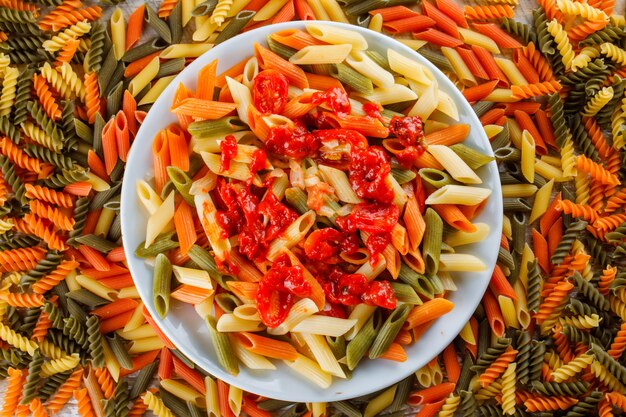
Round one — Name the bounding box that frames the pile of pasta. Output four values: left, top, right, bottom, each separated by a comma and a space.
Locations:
0, 0, 623, 416
137, 22, 494, 388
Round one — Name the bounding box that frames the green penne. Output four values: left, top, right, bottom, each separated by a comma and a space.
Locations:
450, 144, 496, 169
167, 166, 194, 207
494, 146, 521, 162
330, 63, 374, 95
187, 245, 231, 289
215, 11, 256, 45
368, 304, 411, 359
204, 315, 239, 375
422, 208, 443, 276
168, 1, 183, 44
285, 187, 309, 215
145, 4, 172, 44
266, 36, 297, 60
398, 263, 435, 299
390, 282, 422, 305
390, 167, 416, 184
419, 168, 455, 188
188, 116, 247, 138
153, 253, 172, 318
135, 231, 179, 258
346, 311, 381, 370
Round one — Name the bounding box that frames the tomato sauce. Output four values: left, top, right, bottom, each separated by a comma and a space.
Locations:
252, 69, 289, 115
256, 253, 312, 327
349, 146, 394, 204
388, 115, 426, 168
219, 135, 238, 172
312, 87, 351, 118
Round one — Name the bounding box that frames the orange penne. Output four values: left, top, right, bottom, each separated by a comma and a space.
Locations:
115, 111, 130, 162
369, 6, 419, 21
63, 181, 92, 196
98, 274, 135, 290
458, 199, 487, 220
216, 58, 248, 88
242, 397, 272, 417
124, 51, 160, 78
236, 332, 299, 360
535, 109, 558, 150
432, 204, 476, 233
305, 72, 342, 91
143, 306, 176, 349
254, 43, 308, 89
394, 328, 412, 345
270, 29, 326, 50
489, 265, 517, 300
539, 192, 562, 236
442, 344, 460, 383
471, 45, 509, 88
405, 298, 455, 330
407, 382, 456, 406
123, 90, 138, 138
100, 310, 134, 334
120, 350, 160, 377
383, 15, 436, 34
229, 251, 263, 282
87, 149, 111, 182
425, 124, 470, 146
532, 228, 550, 274
166, 124, 189, 171
197, 59, 217, 100
217, 380, 231, 417
158, 347, 174, 380
227, 281, 259, 302
482, 288, 505, 337
413, 28, 462, 47
463, 80, 498, 102
547, 217, 563, 260
174, 201, 197, 256
91, 298, 139, 319
282, 93, 317, 119
171, 98, 237, 120
514, 51, 540, 84
414, 151, 445, 170
170, 284, 213, 304
514, 110, 547, 155
422, 0, 459, 37
78, 245, 110, 272
456, 47, 488, 79
247, 105, 271, 141
82, 209, 101, 236
172, 355, 206, 394
80, 264, 128, 279
479, 108, 505, 126
271, 1, 295, 24
323, 113, 388, 138
379, 343, 407, 362
152, 131, 170, 195
404, 195, 426, 252
106, 246, 126, 263
101, 119, 118, 175
126, 4, 145, 50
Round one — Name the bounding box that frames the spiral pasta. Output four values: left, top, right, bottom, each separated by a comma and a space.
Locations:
572, 46, 602, 72
84, 71, 100, 124
593, 213, 626, 232
0, 291, 44, 307
547, 19, 575, 71
583, 86, 614, 117
210, 0, 232, 25
437, 393, 461, 417
0, 66, 17, 117
0, 367, 23, 417
557, 200, 599, 222
601, 42, 626, 65
21, 121, 63, 152
56, 62, 85, 100
0, 137, 47, 175
158, 0, 179, 17
556, 0, 609, 19
41, 353, 80, 377
611, 96, 626, 149
511, 80, 562, 99
86, 315, 104, 368
465, 5, 514, 20
129, 394, 150, 417
39, 61, 74, 100
22, 213, 68, 251
575, 172, 590, 205
558, 313, 601, 329
29, 200, 75, 231
591, 360, 626, 392
24, 183, 73, 208
94, 365, 116, 399
568, 19, 610, 42
54, 38, 80, 66
31, 309, 51, 342
142, 391, 175, 417
598, 265, 617, 295
28, 398, 47, 417
0, 246, 46, 272
32, 74, 61, 120
0, 321, 37, 354
559, 133, 577, 178
524, 395, 579, 411
42, 21, 91, 52
479, 346, 518, 387
576, 154, 620, 185
536, 280, 574, 323
32, 259, 78, 294
45, 6, 102, 32
500, 362, 516, 415
73, 388, 96, 417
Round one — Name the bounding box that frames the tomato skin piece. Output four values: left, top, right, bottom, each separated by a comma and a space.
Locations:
252, 69, 289, 115
362, 280, 397, 309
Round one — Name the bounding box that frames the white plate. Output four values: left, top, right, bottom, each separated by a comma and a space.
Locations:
121, 21, 503, 403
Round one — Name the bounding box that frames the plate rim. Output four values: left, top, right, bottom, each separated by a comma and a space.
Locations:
120, 20, 503, 402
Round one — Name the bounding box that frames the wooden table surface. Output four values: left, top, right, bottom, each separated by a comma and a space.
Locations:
1, 0, 625, 415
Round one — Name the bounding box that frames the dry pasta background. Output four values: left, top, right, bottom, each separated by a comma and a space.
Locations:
0, 0, 623, 416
